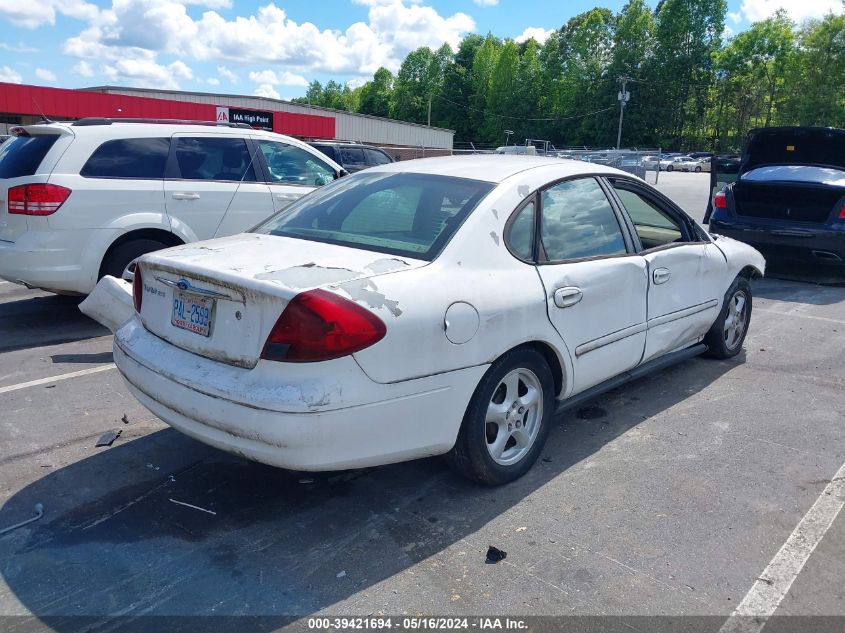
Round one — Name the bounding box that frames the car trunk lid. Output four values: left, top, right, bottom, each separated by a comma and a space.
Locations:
137, 233, 424, 368
740, 127, 845, 175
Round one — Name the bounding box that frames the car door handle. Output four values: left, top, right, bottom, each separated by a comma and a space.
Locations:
172, 192, 200, 200
553, 287, 583, 308
653, 267, 671, 284
274, 193, 301, 201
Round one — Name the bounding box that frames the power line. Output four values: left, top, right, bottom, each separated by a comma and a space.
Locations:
432, 94, 616, 122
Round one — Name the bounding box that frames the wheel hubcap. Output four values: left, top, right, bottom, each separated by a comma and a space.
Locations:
485, 368, 543, 466
724, 290, 748, 350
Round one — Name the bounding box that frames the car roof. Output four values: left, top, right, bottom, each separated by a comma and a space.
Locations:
363, 155, 624, 183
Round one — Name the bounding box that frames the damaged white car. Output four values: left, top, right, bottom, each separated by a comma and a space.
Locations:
84, 156, 765, 484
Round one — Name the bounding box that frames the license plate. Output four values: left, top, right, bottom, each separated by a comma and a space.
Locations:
171, 291, 215, 337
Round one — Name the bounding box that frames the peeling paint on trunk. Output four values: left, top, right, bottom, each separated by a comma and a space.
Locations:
338, 279, 403, 317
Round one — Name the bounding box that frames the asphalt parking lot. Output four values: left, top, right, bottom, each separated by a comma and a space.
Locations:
1, 171, 843, 631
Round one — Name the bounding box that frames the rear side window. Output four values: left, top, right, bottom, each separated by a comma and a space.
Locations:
257, 140, 336, 186
310, 144, 337, 161
540, 177, 627, 261
81, 138, 170, 179
174, 137, 256, 182
340, 147, 366, 167
0, 135, 60, 178
365, 148, 391, 166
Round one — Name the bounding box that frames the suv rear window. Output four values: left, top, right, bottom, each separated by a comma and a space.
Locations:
81, 138, 170, 179
255, 172, 493, 261
0, 135, 60, 178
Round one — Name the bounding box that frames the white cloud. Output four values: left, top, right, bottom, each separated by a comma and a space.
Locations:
205, 77, 220, 86
59, 0, 475, 81
0, 0, 98, 29
740, 0, 843, 23
35, 68, 58, 81
253, 83, 281, 99
473, 0, 498, 6
728, 11, 743, 24
346, 77, 367, 89
73, 60, 94, 77
248, 69, 308, 86
0, 65, 22, 83
102, 58, 194, 89
217, 65, 238, 83
515, 26, 554, 44
0, 42, 39, 53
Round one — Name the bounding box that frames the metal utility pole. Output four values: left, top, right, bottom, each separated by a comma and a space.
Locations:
427, 95, 432, 127
504, 129, 514, 145
616, 76, 631, 150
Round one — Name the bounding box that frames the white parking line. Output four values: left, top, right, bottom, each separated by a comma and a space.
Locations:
0, 364, 116, 395
719, 460, 845, 633
756, 308, 845, 326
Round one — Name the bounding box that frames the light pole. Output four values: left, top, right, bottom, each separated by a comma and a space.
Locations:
504, 129, 514, 145
616, 77, 630, 150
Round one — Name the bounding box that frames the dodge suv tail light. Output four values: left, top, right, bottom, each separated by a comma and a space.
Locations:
713, 191, 727, 209
261, 289, 386, 362
8, 184, 71, 216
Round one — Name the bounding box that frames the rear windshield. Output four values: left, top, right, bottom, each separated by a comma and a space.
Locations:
254, 172, 494, 260
0, 134, 60, 178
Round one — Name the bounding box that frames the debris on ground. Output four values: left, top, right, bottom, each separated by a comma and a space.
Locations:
516, 526, 527, 532
168, 498, 217, 516
95, 430, 122, 447
485, 546, 507, 564
0, 504, 44, 536
336, 570, 347, 578
121, 413, 129, 424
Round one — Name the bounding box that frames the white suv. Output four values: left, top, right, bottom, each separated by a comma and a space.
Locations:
0, 119, 343, 294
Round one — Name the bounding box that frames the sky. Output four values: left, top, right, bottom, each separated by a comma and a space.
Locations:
0, 0, 842, 100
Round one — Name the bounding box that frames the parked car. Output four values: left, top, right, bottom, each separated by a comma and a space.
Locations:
0, 118, 343, 294
308, 141, 394, 173
688, 152, 714, 160
495, 145, 537, 155
661, 156, 697, 172
86, 155, 764, 484
708, 126, 845, 267
695, 157, 711, 172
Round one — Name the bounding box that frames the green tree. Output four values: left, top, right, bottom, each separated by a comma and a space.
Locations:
359, 67, 394, 118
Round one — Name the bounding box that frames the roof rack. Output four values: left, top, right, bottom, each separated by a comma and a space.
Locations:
71, 117, 253, 129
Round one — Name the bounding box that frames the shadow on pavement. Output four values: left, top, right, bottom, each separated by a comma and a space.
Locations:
0, 355, 740, 629
0, 294, 108, 353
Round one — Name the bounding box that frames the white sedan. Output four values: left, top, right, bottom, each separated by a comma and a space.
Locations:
85, 156, 765, 485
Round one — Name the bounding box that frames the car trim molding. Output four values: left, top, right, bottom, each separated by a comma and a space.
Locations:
646, 299, 719, 329
575, 322, 647, 358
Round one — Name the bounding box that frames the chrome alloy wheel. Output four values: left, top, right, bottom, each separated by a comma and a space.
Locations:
485, 368, 544, 466
724, 290, 749, 351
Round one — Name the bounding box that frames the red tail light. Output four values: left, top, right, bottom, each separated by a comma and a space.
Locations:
714, 191, 727, 209
8, 184, 71, 216
261, 289, 386, 363
838, 203, 845, 219
133, 267, 143, 313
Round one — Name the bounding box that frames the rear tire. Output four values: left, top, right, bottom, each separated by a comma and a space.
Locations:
100, 239, 169, 280
447, 348, 554, 485
695, 166, 702, 173
666, 165, 674, 172
704, 276, 752, 359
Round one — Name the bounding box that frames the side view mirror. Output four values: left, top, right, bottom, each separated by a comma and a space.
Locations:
336, 168, 350, 178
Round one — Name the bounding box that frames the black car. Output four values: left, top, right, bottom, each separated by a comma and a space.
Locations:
307, 141, 394, 173
707, 126, 845, 267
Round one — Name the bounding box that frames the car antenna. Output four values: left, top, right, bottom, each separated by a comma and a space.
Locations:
31, 97, 54, 124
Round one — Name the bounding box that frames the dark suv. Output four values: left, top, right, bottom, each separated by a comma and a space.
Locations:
308, 141, 394, 173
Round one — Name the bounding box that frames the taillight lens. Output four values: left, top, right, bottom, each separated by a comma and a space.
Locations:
133, 267, 143, 313
261, 289, 386, 362
838, 203, 845, 219
8, 184, 71, 216
714, 191, 727, 209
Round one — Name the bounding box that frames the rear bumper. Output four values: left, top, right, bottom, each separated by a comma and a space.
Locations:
709, 218, 845, 266
114, 318, 488, 471
0, 229, 118, 293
